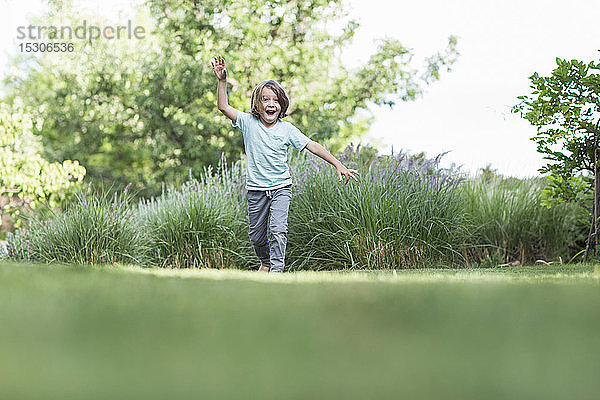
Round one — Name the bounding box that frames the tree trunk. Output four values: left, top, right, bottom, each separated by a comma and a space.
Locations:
595, 135, 600, 257
584, 212, 594, 262
584, 122, 600, 262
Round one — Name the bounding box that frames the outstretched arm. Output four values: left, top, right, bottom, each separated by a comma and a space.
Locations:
305, 141, 359, 184
211, 55, 238, 122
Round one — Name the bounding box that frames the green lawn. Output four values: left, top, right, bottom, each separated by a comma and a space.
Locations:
1, 261, 599, 400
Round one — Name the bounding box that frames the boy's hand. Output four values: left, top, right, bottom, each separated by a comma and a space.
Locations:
211, 55, 227, 81
337, 164, 359, 184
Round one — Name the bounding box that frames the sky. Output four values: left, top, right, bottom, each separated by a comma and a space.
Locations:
1, 0, 600, 177
341, 0, 600, 176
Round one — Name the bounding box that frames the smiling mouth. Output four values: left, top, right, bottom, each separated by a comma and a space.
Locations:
265, 110, 277, 117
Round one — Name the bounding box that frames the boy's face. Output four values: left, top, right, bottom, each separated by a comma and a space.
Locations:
258, 86, 281, 127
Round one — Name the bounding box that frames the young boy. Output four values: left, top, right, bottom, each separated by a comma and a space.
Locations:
211, 55, 359, 273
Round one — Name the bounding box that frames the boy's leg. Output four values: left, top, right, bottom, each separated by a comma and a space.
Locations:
246, 190, 271, 268
268, 185, 292, 272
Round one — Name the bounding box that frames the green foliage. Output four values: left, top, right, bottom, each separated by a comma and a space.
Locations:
540, 174, 592, 209
7, 155, 254, 269
4, 5, 159, 197
513, 57, 600, 201
460, 175, 586, 265
4, 0, 458, 196
7, 146, 586, 269
137, 157, 255, 268
0, 102, 85, 231
287, 146, 469, 269
7, 185, 147, 264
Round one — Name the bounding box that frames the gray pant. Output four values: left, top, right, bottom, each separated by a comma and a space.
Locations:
246, 185, 292, 272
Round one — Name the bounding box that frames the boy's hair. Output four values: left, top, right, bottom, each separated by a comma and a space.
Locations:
250, 80, 290, 119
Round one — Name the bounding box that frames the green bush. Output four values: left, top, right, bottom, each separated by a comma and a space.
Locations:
137, 158, 255, 269
287, 147, 470, 270
5, 147, 589, 270
7, 184, 147, 264
0, 102, 85, 235
460, 176, 587, 265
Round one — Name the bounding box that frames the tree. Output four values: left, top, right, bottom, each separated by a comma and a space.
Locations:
514, 56, 600, 258
0, 102, 85, 236
4, 0, 458, 197
3, 2, 161, 197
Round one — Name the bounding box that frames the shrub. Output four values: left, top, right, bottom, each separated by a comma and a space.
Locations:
6, 183, 148, 264
137, 158, 255, 268
460, 176, 587, 265
5, 145, 588, 270
0, 102, 86, 238
287, 146, 470, 270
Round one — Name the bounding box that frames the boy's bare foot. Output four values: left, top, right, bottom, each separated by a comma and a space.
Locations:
258, 265, 270, 273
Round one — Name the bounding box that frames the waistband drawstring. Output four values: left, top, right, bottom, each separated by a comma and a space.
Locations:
265, 190, 272, 199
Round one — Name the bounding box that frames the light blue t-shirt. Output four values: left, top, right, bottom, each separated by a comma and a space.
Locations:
232, 111, 310, 190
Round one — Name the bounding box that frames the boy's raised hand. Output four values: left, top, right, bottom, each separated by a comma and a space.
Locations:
211, 55, 227, 81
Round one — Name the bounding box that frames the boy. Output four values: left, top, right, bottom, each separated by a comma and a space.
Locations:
211, 55, 358, 273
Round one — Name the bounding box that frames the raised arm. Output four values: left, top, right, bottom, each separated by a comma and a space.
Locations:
211, 55, 238, 122
305, 141, 359, 184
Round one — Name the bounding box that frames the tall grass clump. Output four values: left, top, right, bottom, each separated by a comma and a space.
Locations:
137, 157, 255, 268
287, 145, 470, 270
460, 176, 586, 265
6, 184, 148, 264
